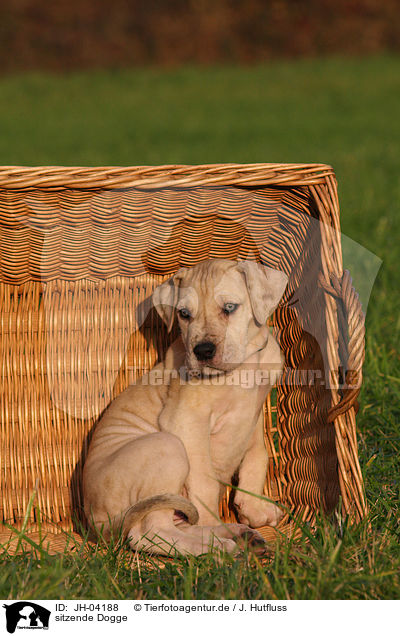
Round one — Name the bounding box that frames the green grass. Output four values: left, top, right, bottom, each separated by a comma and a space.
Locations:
0, 511, 398, 600
0, 55, 399, 599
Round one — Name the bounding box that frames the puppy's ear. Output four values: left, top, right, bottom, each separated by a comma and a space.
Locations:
237, 261, 288, 325
152, 269, 186, 333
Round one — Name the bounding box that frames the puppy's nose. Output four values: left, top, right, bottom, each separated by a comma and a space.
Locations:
193, 341, 216, 361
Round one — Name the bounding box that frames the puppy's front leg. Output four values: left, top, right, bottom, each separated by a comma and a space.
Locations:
159, 385, 221, 526
234, 411, 283, 528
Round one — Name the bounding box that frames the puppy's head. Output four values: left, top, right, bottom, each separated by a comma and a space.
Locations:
153, 259, 288, 373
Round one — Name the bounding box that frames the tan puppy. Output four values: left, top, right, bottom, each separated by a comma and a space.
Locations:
83, 259, 288, 556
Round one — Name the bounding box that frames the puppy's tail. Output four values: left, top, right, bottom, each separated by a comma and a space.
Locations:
92, 494, 199, 540
121, 494, 199, 532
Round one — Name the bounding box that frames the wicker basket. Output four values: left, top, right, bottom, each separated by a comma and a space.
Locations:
0, 164, 367, 552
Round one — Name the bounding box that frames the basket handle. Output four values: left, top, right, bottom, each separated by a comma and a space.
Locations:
318, 270, 365, 423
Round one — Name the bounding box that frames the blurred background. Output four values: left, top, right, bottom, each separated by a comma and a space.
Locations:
1, 0, 399, 71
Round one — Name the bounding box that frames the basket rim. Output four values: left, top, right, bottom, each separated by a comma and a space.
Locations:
0, 163, 335, 190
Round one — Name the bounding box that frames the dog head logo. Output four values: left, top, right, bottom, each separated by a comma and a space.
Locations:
3, 602, 50, 633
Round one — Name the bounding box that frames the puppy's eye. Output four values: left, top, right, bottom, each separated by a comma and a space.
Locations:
223, 302, 238, 315
178, 308, 191, 320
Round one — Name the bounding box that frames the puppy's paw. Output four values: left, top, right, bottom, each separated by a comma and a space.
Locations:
234, 528, 269, 556
234, 495, 283, 528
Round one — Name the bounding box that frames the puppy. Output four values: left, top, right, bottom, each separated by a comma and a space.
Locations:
83, 259, 288, 556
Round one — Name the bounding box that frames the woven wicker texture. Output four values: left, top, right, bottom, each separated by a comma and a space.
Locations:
0, 164, 367, 549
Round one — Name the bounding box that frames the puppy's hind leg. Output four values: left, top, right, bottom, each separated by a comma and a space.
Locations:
122, 433, 237, 556
87, 431, 237, 556
129, 509, 238, 556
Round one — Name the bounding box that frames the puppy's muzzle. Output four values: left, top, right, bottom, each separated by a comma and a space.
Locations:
193, 341, 216, 361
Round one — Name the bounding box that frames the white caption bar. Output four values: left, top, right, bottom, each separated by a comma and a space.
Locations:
0, 599, 397, 635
